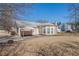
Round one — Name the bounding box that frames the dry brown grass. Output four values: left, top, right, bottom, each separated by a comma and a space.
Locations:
0, 33, 79, 56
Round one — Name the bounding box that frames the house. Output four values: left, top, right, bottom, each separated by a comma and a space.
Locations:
61, 23, 76, 32
37, 23, 58, 35
0, 19, 61, 37
0, 20, 61, 36
17, 21, 59, 36
65, 24, 73, 31
16, 20, 40, 36
0, 26, 10, 36
60, 23, 77, 32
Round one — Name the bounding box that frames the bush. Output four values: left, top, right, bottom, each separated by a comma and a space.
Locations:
65, 30, 72, 33
11, 31, 17, 35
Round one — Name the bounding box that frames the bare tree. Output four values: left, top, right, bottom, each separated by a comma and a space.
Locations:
0, 6, 14, 32
68, 4, 79, 30
0, 3, 32, 33
37, 19, 49, 23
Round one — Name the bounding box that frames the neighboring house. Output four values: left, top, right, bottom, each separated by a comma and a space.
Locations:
0, 26, 10, 36
65, 24, 73, 31
61, 23, 73, 32
0, 26, 5, 33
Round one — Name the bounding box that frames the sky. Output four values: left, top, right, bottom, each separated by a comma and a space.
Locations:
17, 3, 70, 23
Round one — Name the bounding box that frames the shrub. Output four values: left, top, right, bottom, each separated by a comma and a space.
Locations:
11, 31, 17, 35
65, 30, 72, 33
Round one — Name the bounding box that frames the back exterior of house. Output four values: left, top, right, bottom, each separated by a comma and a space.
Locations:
10, 20, 61, 36
18, 23, 59, 36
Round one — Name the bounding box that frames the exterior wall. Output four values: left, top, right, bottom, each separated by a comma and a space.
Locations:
57, 26, 61, 32
45, 26, 51, 35
18, 27, 33, 36
65, 24, 73, 31
46, 26, 57, 35
18, 25, 58, 36
38, 26, 43, 35
53, 26, 58, 34
39, 25, 58, 35
32, 27, 39, 35
41, 26, 46, 35
21, 31, 32, 36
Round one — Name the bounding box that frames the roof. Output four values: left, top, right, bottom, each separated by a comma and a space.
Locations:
38, 23, 57, 27
15, 20, 40, 28
15, 20, 57, 28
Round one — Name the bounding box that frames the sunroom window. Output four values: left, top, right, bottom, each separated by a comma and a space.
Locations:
47, 28, 50, 34
51, 28, 53, 33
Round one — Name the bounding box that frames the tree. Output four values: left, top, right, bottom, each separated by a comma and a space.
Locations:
0, 6, 14, 32
0, 3, 32, 32
57, 22, 61, 26
68, 4, 79, 30
37, 19, 49, 23
61, 23, 65, 31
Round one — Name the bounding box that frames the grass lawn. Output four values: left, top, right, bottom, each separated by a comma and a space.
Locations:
0, 33, 79, 56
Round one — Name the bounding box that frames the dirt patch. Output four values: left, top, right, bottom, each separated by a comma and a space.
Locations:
0, 35, 79, 56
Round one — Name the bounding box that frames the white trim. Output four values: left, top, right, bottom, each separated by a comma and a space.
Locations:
50, 27, 51, 35
45, 27, 48, 35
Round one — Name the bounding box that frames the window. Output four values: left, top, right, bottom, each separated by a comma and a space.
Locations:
47, 28, 50, 34
51, 28, 53, 33
43, 28, 46, 33
42, 27, 46, 34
